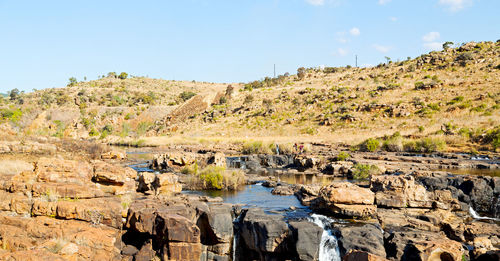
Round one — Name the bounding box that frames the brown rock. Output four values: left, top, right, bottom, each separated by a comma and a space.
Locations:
343, 250, 388, 261
35, 157, 92, 185
166, 242, 202, 261
320, 182, 374, 205
155, 173, 182, 195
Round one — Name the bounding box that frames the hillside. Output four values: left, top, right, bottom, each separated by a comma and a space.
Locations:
1, 41, 499, 152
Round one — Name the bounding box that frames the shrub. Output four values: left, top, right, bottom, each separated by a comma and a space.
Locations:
352, 164, 380, 180
67, 77, 77, 87
447, 96, 464, 105
241, 141, 272, 154
118, 72, 128, 80
219, 96, 227, 104
89, 127, 99, 137
179, 91, 196, 102
297, 67, 306, 80
484, 127, 500, 150
414, 82, 425, 89
335, 151, 350, 161
382, 132, 403, 152
403, 137, 446, 153
193, 166, 245, 190
359, 138, 380, 152
0, 108, 22, 123
244, 94, 254, 104
136, 121, 152, 136
8, 88, 20, 100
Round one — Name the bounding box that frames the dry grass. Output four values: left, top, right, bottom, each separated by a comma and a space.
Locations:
0, 160, 33, 176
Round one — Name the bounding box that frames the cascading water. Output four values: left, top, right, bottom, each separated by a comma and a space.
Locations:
308, 214, 341, 261
469, 206, 500, 221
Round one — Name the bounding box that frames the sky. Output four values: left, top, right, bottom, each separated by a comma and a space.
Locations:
0, 0, 499, 93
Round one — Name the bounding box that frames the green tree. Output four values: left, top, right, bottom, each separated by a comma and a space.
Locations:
68, 77, 77, 87
297, 67, 306, 80
8, 88, 20, 100
118, 72, 128, 80
443, 41, 454, 50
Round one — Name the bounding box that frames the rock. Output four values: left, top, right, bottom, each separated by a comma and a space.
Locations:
92, 160, 127, 185
137, 172, 156, 192
237, 208, 293, 260
122, 245, 139, 256
154, 173, 182, 195
55, 198, 123, 228
337, 224, 386, 258
100, 151, 126, 160
197, 203, 234, 245
371, 175, 433, 208
35, 157, 93, 185
135, 240, 155, 261
343, 250, 389, 261
295, 184, 321, 206
208, 152, 227, 167
311, 183, 376, 218
320, 182, 374, 205
271, 185, 294, 195
472, 237, 497, 258
384, 228, 456, 260
289, 221, 322, 261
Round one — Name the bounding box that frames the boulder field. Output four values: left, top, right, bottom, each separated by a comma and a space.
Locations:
0, 151, 498, 261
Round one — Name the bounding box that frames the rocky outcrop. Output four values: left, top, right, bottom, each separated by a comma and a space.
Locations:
336, 223, 386, 258
311, 182, 376, 218
371, 175, 461, 210
289, 221, 323, 261
137, 172, 182, 195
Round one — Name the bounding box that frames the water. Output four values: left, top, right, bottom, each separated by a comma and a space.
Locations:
469, 207, 500, 222
308, 214, 341, 261
183, 183, 310, 219
436, 168, 500, 177
128, 162, 155, 173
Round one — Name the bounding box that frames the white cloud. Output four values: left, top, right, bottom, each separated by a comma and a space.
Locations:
424, 42, 443, 51
306, 0, 325, 6
335, 48, 349, 56
389, 16, 398, 22
422, 31, 440, 42
349, 27, 360, 36
373, 44, 391, 53
336, 31, 348, 43
438, 0, 473, 12
378, 0, 392, 5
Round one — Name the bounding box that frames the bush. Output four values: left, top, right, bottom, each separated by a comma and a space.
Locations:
179, 91, 197, 102
241, 141, 272, 154
359, 138, 380, 152
67, 77, 77, 87
244, 94, 254, 104
0, 108, 22, 123
382, 132, 403, 152
484, 127, 500, 150
189, 165, 245, 190
118, 72, 128, 80
414, 82, 425, 89
297, 67, 306, 80
335, 151, 350, 161
403, 137, 446, 153
89, 127, 99, 137
352, 164, 380, 180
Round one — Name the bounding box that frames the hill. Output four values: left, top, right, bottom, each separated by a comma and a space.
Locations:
1, 41, 499, 153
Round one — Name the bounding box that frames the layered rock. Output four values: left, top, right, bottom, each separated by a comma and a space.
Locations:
311, 182, 376, 218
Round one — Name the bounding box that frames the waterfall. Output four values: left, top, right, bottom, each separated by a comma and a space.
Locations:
469, 206, 500, 221
308, 214, 341, 261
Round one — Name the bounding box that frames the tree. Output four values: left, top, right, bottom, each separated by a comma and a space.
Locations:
297, 67, 306, 80
107, 72, 117, 78
384, 56, 392, 64
118, 72, 128, 80
9, 88, 20, 100
443, 41, 454, 50
68, 77, 77, 87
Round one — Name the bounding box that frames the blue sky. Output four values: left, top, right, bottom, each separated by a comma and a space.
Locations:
0, 0, 498, 93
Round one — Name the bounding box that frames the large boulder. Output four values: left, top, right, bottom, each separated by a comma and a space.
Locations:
289, 221, 322, 261
35, 157, 93, 185
236, 208, 293, 261
311, 183, 376, 218
336, 224, 386, 258
92, 160, 136, 185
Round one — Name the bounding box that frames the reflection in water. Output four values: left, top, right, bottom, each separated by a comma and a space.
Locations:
183, 184, 310, 219
273, 174, 344, 185
435, 168, 500, 177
